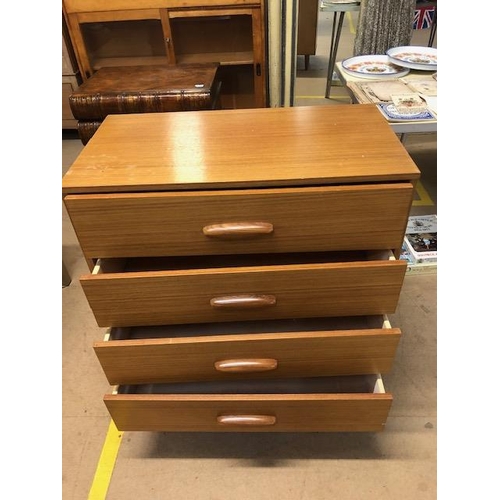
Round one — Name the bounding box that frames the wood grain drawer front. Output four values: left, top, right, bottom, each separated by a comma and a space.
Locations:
64, 183, 413, 258
104, 375, 391, 432
81, 254, 407, 327
95, 317, 401, 384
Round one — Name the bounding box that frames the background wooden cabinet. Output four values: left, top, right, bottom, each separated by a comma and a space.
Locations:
63, 0, 267, 109
297, 0, 319, 70
62, 19, 81, 129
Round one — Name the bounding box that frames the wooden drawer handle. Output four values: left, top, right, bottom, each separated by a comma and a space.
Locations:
210, 294, 276, 309
217, 415, 276, 426
214, 358, 278, 372
202, 222, 273, 239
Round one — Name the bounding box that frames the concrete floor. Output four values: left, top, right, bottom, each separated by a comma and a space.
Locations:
62, 8, 437, 499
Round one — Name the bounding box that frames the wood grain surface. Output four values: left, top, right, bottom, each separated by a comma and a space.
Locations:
64, 183, 413, 258
81, 258, 407, 327
94, 325, 401, 384
62, 105, 420, 194
64, 0, 263, 14
104, 392, 392, 432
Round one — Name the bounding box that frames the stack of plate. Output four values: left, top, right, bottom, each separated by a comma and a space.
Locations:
386, 46, 437, 71
341, 47, 437, 80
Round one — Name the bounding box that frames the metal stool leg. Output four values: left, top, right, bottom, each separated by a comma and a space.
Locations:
325, 11, 346, 98
428, 8, 437, 47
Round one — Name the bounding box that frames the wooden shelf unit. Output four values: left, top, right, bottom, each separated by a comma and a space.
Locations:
62, 16, 81, 129
63, 0, 267, 109
297, 0, 319, 70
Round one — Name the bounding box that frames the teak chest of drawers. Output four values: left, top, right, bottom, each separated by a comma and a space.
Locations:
62, 104, 420, 433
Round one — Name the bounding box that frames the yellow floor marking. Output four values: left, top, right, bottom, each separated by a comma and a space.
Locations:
412, 180, 434, 206
295, 95, 351, 100
347, 12, 356, 34
88, 420, 123, 500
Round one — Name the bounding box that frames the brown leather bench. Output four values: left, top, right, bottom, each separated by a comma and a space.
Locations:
69, 63, 222, 144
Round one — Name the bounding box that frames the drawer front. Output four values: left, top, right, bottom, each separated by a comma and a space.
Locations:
64, 184, 413, 258
105, 395, 392, 432
95, 327, 401, 385
104, 376, 392, 432
81, 259, 407, 327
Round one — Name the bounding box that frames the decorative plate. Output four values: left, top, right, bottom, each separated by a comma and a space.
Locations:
377, 103, 436, 122
386, 46, 437, 71
341, 55, 409, 79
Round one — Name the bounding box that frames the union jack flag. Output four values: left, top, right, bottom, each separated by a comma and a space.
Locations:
413, 6, 435, 30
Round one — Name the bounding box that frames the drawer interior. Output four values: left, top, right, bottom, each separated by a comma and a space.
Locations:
108, 315, 391, 341
96, 249, 394, 274
117, 374, 385, 395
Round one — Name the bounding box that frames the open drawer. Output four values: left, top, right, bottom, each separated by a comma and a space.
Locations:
94, 315, 400, 384
81, 250, 407, 327
104, 374, 392, 432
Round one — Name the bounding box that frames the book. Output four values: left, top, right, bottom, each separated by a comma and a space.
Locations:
404, 215, 437, 263
348, 78, 437, 105
402, 77, 437, 96
76, 120, 102, 146
401, 239, 437, 274
355, 80, 412, 103
400, 239, 416, 264
391, 93, 427, 114
69, 64, 221, 120
406, 261, 437, 275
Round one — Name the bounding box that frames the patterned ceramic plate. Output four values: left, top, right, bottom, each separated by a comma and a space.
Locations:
377, 103, 436, 122
341, 55, 410, 79
386, 46, 437, 70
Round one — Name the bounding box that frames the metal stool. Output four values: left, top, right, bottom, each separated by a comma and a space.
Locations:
427, 2, 437, 47
321, 0, 361, 98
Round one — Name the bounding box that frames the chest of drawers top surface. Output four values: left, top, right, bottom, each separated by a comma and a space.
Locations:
62, 105, 420, 194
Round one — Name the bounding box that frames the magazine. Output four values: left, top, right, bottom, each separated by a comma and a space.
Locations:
406, 261, 437, 275
404, 215, 437, 263
400, 240, 416, 264
401, 240, 437, 274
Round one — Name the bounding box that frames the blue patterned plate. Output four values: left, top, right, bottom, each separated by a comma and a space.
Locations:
377, 103, 436, 121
